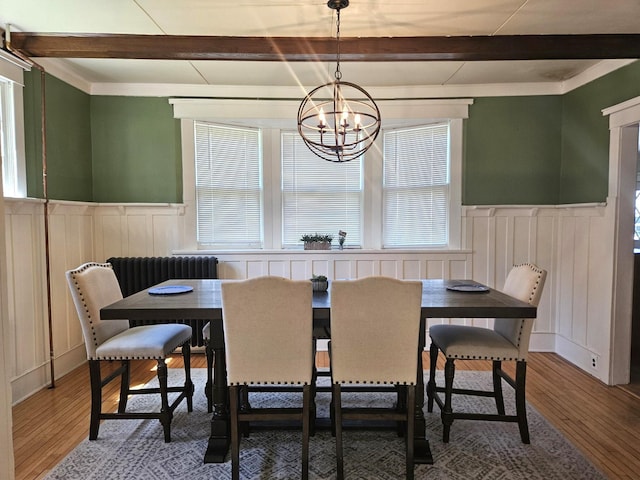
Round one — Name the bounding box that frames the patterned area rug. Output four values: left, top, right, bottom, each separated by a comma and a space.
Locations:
44, 369, 605, 480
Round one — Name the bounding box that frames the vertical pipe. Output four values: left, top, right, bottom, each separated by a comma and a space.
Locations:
40, 68, 55, 389
5, 38, 55, 388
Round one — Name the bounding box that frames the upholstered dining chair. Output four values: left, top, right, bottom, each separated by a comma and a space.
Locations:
66, 262, 194, 443
330, 277, 423, 480
426, 263, 547, 444
221, 276, 314, 480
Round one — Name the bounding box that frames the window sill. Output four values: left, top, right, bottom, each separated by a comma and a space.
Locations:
174, 248, 472, 256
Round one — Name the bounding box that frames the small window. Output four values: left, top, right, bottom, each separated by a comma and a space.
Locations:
1, 79, 19, 197
383, 123, 450, 248
281, 132, 363, 248
194, 122, 263, 248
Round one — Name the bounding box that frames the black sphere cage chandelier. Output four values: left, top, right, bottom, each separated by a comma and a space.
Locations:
297, 0, 381, 163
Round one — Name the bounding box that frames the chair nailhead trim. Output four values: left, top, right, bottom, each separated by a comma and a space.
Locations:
230, 381, 310, 386
335, 380, 415, 385
511, 263, 544, 349
449, 354, 521, 361
70, 262, 115, 347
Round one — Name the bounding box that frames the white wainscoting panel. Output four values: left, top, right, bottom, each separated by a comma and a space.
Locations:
5, 198, 53, 403
3, 199, 620, 403
465, 203, 612, 379
93, 204, 186, 260
211, 251, 472, 284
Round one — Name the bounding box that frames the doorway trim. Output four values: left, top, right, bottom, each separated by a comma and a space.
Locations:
603, 96, 640, 385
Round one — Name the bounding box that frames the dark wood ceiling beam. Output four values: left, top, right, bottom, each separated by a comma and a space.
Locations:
7, 32, 640, 61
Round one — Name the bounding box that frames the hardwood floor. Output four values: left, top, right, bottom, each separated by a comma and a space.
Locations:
12, 352, 640, 479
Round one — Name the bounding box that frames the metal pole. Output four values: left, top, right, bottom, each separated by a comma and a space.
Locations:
5, 32, 55, 388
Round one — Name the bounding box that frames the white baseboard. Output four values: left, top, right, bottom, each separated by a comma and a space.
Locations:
11, 344, 86, 405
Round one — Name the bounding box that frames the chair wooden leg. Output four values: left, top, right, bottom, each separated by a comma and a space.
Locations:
205, 339, 214, 413
426, 342, 439, 412
182, 342, 194, 412
310, 341, 318, 437
302, 385, 311, 480
333, 383, 344, 480
396, 384, 407, 436
406, 385, 415, 480
117, 360, 130, 413
442, 358, 455, 443
88, 360, 102, 440
229, 385, 240, 480
328, 341, 336, 437
515, 360, 530, 444
239, 386, 250, 438
492, 360, 505, 415
156, 359, 172, 443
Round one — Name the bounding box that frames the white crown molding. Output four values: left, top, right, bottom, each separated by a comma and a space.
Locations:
560, 59, 637, 93
91, 81, 562, 99
28, 57, 637, 99
35, 58, 92, 93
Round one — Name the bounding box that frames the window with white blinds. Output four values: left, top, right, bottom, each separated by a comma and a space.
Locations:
1, 79, 18, 197
194, 122, 263, 247
281, 132, 362, 248
383, 123, 450, 248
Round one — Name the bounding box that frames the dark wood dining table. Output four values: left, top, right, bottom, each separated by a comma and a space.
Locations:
101, 278, 536, 465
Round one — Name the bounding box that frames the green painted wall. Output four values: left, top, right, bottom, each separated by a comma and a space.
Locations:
23, 72, 92, 200
90, 96, 182, 203
21, 60, 640, 205
560, 61, 640, 203
22, 70, 43, 198
464, 96, 562, 205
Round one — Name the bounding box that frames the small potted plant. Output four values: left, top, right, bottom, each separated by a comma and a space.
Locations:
310, 274, 329, 292
300, 233, 333, 250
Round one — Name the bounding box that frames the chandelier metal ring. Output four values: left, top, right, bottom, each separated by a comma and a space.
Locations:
297, 0, 381, 163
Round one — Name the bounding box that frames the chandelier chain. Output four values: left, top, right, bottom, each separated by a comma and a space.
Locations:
335, 9, 342, 80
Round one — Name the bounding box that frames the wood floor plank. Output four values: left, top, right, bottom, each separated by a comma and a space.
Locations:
12, 352, 640, 479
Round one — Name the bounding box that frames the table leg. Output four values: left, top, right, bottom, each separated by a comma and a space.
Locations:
204, 324, 231, 463
414, 317, 434, 464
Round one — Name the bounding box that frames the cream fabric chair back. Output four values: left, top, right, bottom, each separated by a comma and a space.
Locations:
330, 276, 423, 385
221, 276, 314, 386
66, 262, 130, 359
494, 263, 547, 360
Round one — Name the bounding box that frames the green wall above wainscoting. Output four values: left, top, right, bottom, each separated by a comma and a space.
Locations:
24, 72, 93, 200
560, 60, 640, 204
21, 61, 640, 205
23, 73, 182, 203
464, 96, 562, 205
90, 96, 182, 203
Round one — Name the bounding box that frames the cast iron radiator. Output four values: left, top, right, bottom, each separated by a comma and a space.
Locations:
106, 256, 218, 346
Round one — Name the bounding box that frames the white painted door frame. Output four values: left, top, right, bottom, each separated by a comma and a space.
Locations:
604, 96, 640, 385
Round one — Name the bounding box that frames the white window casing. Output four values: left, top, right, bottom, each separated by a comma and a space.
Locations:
173, 98, 469, 251
0, 50, 29, 199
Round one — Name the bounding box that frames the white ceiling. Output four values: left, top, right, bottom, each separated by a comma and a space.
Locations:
1, 0, 639, 93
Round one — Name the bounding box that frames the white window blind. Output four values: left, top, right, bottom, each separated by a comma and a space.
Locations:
194, 122, 263, 248
281, 132, 362, 248
1, 79, 18, 197
383, 123, 450, 248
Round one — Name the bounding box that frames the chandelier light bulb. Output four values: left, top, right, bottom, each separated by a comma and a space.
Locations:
318, 108, 327, 127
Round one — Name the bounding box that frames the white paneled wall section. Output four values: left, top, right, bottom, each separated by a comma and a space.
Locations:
3, 199, 616, 404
